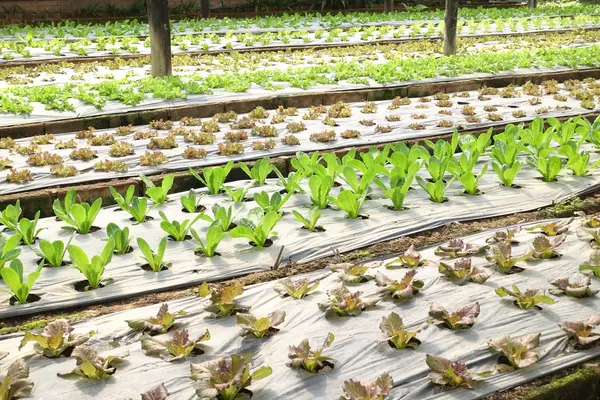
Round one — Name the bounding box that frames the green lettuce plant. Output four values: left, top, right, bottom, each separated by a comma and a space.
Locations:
137, 237, 169, 272
292, 207, 323, 232
189, 161, 234, 195
328, 190, 366, 219
0, 233, 21, 273
0, 201, 22, 232
105, 223, 133, 254
0, 260, 42, 305
180, 190, 203, 213
33, 238, 72, 267
159, 212, 201, 241
191, 226, 227, 257
239, 157, 274, 185
308, 174, 334, 209
230, 209, 281, 248
199, 204, 239, 232
68, 240, 114, 290
53, 190, 102, 234
254, 191, 291, 213
318, 284, 377, 317
141, 174, 174, 204
15, 212, 45, 245
385, 245, 424, 269
416, 177, 455, 203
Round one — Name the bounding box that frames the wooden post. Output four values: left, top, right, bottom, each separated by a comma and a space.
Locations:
147, 0, 172, 77
384, 0, 393, 13
443, 0, 458, 56
528, 0, 537, 8
200, 0, 210, 17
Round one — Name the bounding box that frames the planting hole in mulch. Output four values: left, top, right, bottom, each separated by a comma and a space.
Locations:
503, 266, 525, 274
194, 250, 222, 257
301, 226, 326, 232
227, 223, 237, 230
9, 294, 41, 305
385, 205, 408, 211
140, 264, 169, 272
506, 104, 520, 108
36, 258, 71, 268
87, 226, 102, 233
115, 246, 134, 255
168, 235, 192, 241
250, 239, 273, 248
357, 215, 370, 220
333, 181, 342, 187
182, 205, 207, 213
129, 216, 154, 222
512, 300, 543, 310
73, 280, 105, 292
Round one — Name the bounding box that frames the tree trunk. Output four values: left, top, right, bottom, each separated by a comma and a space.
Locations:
384, 0, 393, 13
443, 0, 459, 56
147, 0, 172, 77
200, 0, 210, 17
528, 0, 537, 8
357, 0, 366, 9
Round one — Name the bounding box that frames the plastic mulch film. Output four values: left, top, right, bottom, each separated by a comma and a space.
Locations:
1, 79, 597, 195
1, 147, 600, 318
0, 217, 598, 399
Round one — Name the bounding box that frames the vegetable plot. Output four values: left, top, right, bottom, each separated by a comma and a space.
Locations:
1, 79, 598, 194
1, 122, 600, 317
0, 217, 598, 399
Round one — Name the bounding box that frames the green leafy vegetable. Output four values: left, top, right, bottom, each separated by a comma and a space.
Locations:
15, 212, 45, 245
485, 241, 531, 273
435, 239, 487, 258
126, 303, 187, 334
495, 285, 554, 309
58, 346, 129, 379
68, 240, 114, 290
416, 177, 455, 203
141, 328, 210, 361
53, 190, 102, 234
273, 277, 319, 299
33, 237, 72, 268
230, 209, 281, 248
437, 258, 491, 285
0, 260, 42, 304
488, 333, 541, 371
239, 157, 274, 185
180, 190, 203, 213
328, 190, 366, 219
0, 201, 22, 232
141, 174, 174, 204
339, 373, 393, 400
292, 207, 323, 232
330, 263, 375, 283
19, 319, 92, 358
429, 302, 480, 330
308, 174, 334, 209
375, 270, 424, 300
159, 212, 201, 241
379, 311, 423, 349
0, 358, 34, 400
137, 237, 169, 272
550, 274, 598, 298
254, 191, 291, 213
558, 314, 600, 349
105, 223, 133, 254
426, 355, 479, 389
198, 281, 248, 318
191, 226, 227, 257
318, 283, 377, 317
385, 245, 424, 269
189, 161, 233, 195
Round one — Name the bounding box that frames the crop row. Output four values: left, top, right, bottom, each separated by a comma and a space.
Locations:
0, 215, 598, 399
2, 4, 598, 40
0, 115, 599, 317
0, 78, 597, 193
5, 29, 599, 91
2, 43, 600, 118
2, 15, 598, 62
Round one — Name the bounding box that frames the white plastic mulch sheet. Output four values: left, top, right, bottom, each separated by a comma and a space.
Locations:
1, 78, 596, 195
1, 147, 600, 318
0, 218, 599, 399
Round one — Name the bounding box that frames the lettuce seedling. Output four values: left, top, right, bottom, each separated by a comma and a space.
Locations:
128, 196, 153, 224
340, 166, 376, 197
339, 373, 393, 400
290, 152, 319, 178
110, 185, 136, 212
105, 223, 133, 254
254, 191, 292, 213
559, 314, 600, 348
385, 245, 424, 269
180, 190, 203, 213
15, 212, 45, 245
137, 237, 169, 272
437, 258, 491, 285
0, 358, 34, 399
416, 177, 455, 203
328, 190, 367, 219
239, 157, 274, 185
273, 278, 319, 299
486, 226, 522, 244
68, 240, 115, 290
288, 333, 335, 373
141, 329, 210, 361
198, 281, 248, 318
492, 160, 522, 187
189, 161, 234, 195
159, 212, 201, 241
429, 302, 480, 330
491, 139, 522, 168
0, 260, 42, 305
550, 274, 598, 298
292, 207, 323, 232
485, 242, 531, 274
127, 303, 187, 334
529, 234, 565, 259
222, 185, 249, 203
33, 237, 72, 268
379, 311, 424, 349
426, 355, 480, 389
435, 239, 488, 258
274, 169, 305, 195
376, 162, 420, 212
330, 263, 375, 283
452, 164, 488, 195
423, 155, 451, 182
525, 218, 572, 236
0, 201, 21, 232
308, 174, 334, 209
19, 319, 92, 357
527, 150, 564, 182
318, 284, 377, 317
375, 270, 424, 300
141, 384, 168, 400
580, 249, 600, 277
488, 333, 541, 371
53, 190, 102, 234
0, 233, 21, 273
190, 354, 271, 400
496, 285, 554, 309
141, 174, 174, 204
199, 204, 239, 232
58, 346, 129, 379
191, 226, 227, 257
237, 310, 285, 338
230, 209, 281, 248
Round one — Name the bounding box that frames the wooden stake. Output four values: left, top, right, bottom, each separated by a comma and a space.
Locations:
384, 0, 393, 13
443, 0, 459, 56
147, 0, 172, 77
272, 246, 285, 270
